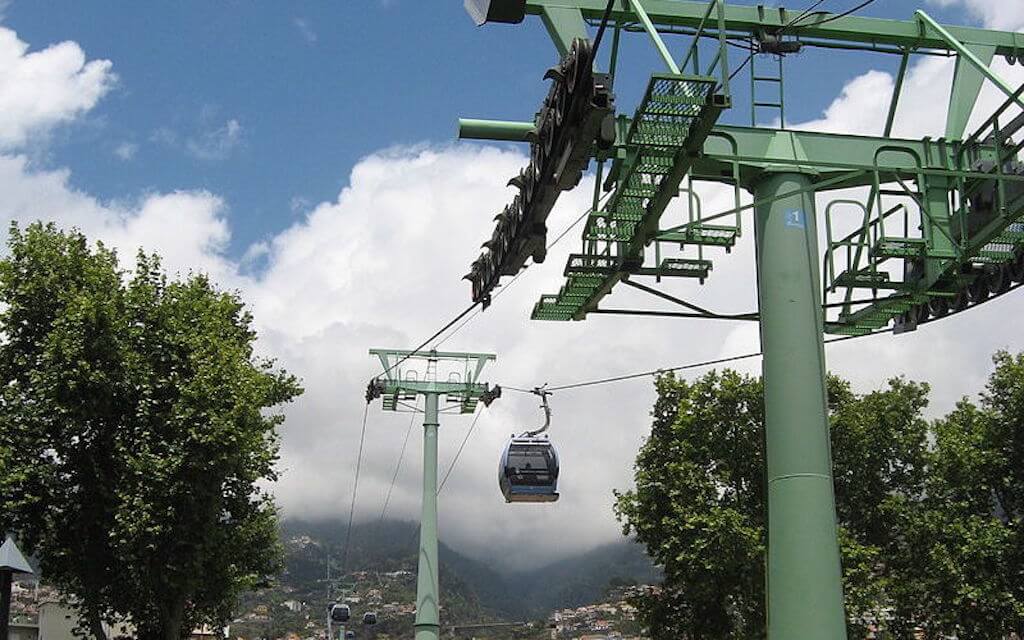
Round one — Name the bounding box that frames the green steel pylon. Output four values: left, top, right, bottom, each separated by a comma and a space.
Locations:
456, 1, 1024, 637
366, 349, 498, 640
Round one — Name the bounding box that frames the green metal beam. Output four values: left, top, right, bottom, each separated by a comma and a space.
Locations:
521, 0, 1024, 55
453, 117, 963, 174
625, 0, 681, 74
945, 42, 997, 141
915, 10, 1024, 111
884, 50, 910, 137
540, 5, 589, 57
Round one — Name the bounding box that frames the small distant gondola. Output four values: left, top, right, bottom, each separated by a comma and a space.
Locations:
362, 612, 378, 625
330, 603, 351, 624
498, 386, 560, 503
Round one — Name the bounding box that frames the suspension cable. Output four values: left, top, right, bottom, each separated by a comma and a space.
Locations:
379, 407, 418, 522
794, 0, 877, 29
591, 0, 618, 57
437, 409, 485, 495
778, 0, 829, 36
377, 301, 481, 379
505, 328, 887, 393
340, 403, 369, 575
435, 190, 611, 348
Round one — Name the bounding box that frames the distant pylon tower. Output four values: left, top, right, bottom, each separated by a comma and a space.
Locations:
366, 349, 499, 640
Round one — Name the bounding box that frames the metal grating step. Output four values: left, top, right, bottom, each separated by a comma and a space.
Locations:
683, 224, 738, 247
833, 270, 901, 289
647, 258, 712, 279
635, 154, 676, 175
871, 236, 928, 259
628, 75, 715, 147
829, 294, 930, 335
622, 183, 659, 199
825, 322, 874, 336
584, 219, 636, 241
994, 229, 1024, 244
532, 73, 724, 322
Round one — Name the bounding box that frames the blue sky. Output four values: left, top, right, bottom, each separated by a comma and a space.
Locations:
3, 0, 1024, 563
5, 0, 981, 256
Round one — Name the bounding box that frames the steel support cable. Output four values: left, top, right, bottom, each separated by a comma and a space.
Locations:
728, 42, 756, 82
434, 191, 611, 348
437, 409, 485, 495
502, 385, 537, 394
621, 278, 758, 319
379, 408, 418, 522
377, 301, 481, 379
503, 329, 887, 393
796, 0, 877, 28
591, 0, 618, 57
778, 0, 829, 36
341, 403, 370, 576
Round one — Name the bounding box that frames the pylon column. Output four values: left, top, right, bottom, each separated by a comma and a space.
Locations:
753, 172, 848, 639
414, 392, 441, 640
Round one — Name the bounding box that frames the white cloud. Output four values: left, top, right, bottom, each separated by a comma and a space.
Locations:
289, 195, 311, 215
0, 153, 237, 282
293, 17, 317, 44
114, 141, 137, 161
150, 127, 177, 147
0, 26, 115, 150
185, 118, 243, 162
927, 0, 1024, 31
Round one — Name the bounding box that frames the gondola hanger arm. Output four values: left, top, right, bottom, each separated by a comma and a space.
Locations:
522, 385, 552, 437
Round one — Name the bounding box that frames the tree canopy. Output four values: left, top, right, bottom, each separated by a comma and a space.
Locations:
615, 357, 1024, 639
0, 223, 302, 640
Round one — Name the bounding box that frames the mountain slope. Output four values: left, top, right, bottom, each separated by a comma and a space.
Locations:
278, 518, 660, 620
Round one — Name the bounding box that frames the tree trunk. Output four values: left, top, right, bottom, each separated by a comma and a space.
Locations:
86, 610, 108, 640
160, 598, 186, 640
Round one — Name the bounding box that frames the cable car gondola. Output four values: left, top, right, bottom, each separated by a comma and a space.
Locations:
499, 387, 560, 503
329, 603, 351, 624
362, 612, 377, 625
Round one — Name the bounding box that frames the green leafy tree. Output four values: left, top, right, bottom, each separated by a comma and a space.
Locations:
890, 352, 1024, 638
613, 370, 766, 639
615, 363, 1024, 639
0, 223, 302, 640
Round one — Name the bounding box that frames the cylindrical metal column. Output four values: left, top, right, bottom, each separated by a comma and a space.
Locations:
414, 393, 441, 640
753, 172, 848, 639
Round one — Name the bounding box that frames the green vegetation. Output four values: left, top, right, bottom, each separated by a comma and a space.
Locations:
0, 223, 301, 640
615, 356, 1024, 639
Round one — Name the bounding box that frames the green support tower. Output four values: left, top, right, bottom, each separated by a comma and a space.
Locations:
457, 1, 1024, 637
366, 349, 499, 640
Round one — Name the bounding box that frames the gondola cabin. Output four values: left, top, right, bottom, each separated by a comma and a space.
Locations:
499, 435, 559, 502
330, 603, 351, 624
362, 612, 377, 625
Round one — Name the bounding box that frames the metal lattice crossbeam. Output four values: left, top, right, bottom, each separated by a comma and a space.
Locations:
369, 349, 497, 414
532, 73, 727, 321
